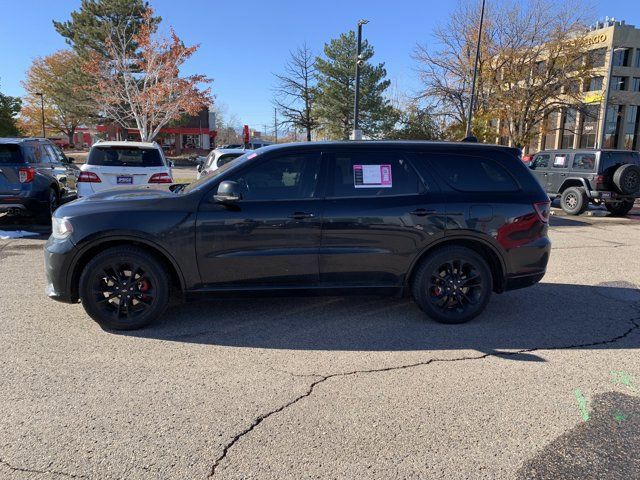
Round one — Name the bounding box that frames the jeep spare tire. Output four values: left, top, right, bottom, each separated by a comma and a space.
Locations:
613, 164, 640, 195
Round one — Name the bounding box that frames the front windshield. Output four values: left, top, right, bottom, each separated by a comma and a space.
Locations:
182, 151, 256, 193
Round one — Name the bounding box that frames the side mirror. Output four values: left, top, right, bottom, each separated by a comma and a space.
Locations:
169, 160, 175, 168
66, 156, 75, 163
528, 163, 535, 170
197, 164, 203, 173
214, 180, 242, 203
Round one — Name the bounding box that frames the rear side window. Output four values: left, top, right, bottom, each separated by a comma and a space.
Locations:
572, 153, 596, 170
552, 154, 569, 168
429, 154, 519, 192
329, 152, 423, 197
88, 147, 164, 167
0, 144, 23, 164
217, 153, 242, 167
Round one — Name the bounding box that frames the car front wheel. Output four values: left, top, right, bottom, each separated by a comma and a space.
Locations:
79, 246, 170, 330
411, 246, 493, 324
560, 187, 588, 215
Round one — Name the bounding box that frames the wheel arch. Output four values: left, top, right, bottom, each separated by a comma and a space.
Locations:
68, 236, 185, 302
406, 236, 507, 293
559, 178, 590, 195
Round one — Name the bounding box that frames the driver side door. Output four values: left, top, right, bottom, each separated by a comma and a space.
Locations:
195, 151, 324, 288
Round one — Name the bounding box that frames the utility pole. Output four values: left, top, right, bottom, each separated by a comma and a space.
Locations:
465, 0, 486, 139
274, 107, 278, 143
352, 19, 369, 140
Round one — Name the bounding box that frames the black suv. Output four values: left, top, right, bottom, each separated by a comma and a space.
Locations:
529, 149, 640, 215
0, 137, 78, 218
45, 141, 551, 330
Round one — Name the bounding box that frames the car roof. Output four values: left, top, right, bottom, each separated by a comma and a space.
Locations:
215, 148, 248, 155
0, 137, 53, 144
92, 141, 159, 149
256, 140, 521, 155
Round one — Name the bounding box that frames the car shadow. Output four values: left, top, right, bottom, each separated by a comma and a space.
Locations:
116, 281, 640, 356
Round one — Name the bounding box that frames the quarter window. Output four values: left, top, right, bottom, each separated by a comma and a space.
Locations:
429, 155, 519, 192
230, 154, 319, 201
329, 153, 422, 197
572, 153, 595, 170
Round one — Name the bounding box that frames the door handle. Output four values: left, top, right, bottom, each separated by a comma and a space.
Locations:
288, 212, 315, 220
410, 208, 436, 216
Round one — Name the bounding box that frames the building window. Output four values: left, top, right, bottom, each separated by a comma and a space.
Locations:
623, 106, 640, 150
587, 48, 606, 68
561, 108, 577, 149
543, 110, 560, 149
604, 105, 623, 149
579, 104, 599, 148
632, 77, 640, 92
611, 76, 627, 91
612, 48, 631, 67
585, 76, 603, 92
183, 134, 201, 149
636, 49, 640, 68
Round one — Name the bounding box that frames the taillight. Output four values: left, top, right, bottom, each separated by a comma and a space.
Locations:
533, 201, 550, 223
18, 167, 36, 183
595, 174, 605, 189
148, 173, 173, 184
78, 171, 101, 183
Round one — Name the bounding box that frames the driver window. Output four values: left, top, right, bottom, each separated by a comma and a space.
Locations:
230, 153, 319, 201
533, 154, 550, 169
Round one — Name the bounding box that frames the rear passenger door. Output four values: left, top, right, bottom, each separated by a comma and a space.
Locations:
319, 149, 446, 287
548, 153, 571, 193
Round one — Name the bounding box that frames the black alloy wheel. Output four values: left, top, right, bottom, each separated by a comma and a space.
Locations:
79, 246, 169, 330
412, 246, 492, 324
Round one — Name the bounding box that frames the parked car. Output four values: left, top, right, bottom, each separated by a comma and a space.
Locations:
77, 141, 173, 198
529, 149, 640, 215
45, 140, 551, 330
196, 148, 247, 179
0, 137, 74, 219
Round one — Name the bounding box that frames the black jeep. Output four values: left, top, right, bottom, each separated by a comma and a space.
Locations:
529, 149, 640, 215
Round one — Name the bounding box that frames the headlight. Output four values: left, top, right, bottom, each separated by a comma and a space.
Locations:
51, 217, 73, 240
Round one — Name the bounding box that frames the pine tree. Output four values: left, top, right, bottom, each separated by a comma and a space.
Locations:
315, 31, 397, 140
0, 92, 21, 137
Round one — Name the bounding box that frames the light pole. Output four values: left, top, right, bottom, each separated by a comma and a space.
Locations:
596, 46, 625, 149
465, 0, 486, 140
352, 19, 369, 141
35, 92, 45, 138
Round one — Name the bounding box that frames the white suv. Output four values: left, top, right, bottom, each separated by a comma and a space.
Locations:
196, 148, 246, 179
77, 141, 173, 197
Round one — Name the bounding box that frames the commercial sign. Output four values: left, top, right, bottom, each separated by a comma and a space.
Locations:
585, 33, 607, 46
584, 91, 604, 104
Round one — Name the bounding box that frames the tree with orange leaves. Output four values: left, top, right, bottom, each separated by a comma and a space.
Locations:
86, 8, 212, 142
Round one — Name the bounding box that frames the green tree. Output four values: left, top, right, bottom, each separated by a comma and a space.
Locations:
315, 31, 397, 140
0, 92, 21, 137
387, 103, 441, 140
53, 0, 160, 58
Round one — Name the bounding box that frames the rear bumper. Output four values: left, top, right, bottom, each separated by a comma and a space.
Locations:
588, 190, 638, 201
504, 271, 546, 291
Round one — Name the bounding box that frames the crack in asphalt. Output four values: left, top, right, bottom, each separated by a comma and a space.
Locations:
0, 458, 87, 478
208, 310, 640, 477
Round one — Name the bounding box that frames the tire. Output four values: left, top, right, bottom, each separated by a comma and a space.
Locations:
560, 187, 588, 215
79, 246, 170, 330
605, 199, 635, 216
411, 246, 493, 324
612, 164, 640, 195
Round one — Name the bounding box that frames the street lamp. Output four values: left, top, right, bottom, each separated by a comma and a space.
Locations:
352, 18, 369, 141
596, 46, 626, 149
465, 0, 486, 140
35, 92, 45, 138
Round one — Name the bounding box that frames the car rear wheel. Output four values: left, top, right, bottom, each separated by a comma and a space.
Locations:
79, 246, 170, 330
411, 246, 493, 324
605, 199, 635, 216
560, 187, 588, 215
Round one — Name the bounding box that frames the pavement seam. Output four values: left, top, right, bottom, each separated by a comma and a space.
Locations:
0, 458, 87, 479
208, 311, 640, 477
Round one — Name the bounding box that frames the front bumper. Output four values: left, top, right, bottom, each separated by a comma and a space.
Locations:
44, 236, 78, 303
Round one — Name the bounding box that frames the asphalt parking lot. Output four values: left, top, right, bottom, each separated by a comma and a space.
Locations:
1, 208, 640, 479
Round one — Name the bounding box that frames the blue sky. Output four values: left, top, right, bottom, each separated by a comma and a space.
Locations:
1, 0, 638, 131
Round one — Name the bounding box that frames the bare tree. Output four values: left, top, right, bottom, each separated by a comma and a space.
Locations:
414, 0, 593, 147
273, 43, 318, 141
